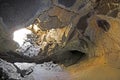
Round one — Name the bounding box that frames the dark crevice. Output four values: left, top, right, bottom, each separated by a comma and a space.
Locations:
76, 13, 91, 33
58, 0, 76, 7
70, 50, 86, 59
97, 19, 110, 32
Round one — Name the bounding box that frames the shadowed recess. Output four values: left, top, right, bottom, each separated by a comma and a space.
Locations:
51, 50, 86, 66
97, 19, 110, 32
76, 13, 91, 33
58, 0, 76, 7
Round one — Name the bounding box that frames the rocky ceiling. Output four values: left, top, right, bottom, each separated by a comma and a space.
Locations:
0, 0, 120, 80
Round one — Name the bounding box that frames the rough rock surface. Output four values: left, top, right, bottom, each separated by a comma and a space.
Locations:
0, 0, 52, 31
0, 19, 17, 52
0, 0, 120, 80
0, 59, 70, 80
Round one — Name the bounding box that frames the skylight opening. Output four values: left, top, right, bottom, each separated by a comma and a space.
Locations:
13, 28, 32, 46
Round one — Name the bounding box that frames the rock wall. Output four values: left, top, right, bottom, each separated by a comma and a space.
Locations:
0, 0, 120, 66
0, 0, 120, 80
23, 0, 120, 65
0, 19, 17, 52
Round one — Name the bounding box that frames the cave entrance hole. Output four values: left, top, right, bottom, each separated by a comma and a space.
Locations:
13, 28, 32, 46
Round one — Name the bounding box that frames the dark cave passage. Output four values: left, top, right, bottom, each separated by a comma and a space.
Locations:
51, 50, 87, 66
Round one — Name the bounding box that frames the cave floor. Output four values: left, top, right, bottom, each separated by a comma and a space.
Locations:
67, 56, 120, 80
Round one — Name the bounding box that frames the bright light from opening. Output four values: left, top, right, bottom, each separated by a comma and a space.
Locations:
33, 24, 40, 32
13, 28, 32, 46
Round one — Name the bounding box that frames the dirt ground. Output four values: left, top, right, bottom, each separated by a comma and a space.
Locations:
66, 56, 120, 80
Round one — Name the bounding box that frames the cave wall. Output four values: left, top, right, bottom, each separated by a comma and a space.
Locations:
0, 0, 52, 31
0, 0, 120, 65
0, 0, 120, 80
0, 19, 17, 52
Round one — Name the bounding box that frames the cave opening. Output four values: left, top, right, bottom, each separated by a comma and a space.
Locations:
13, 28, 32, 46
12, 26, 42, 57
